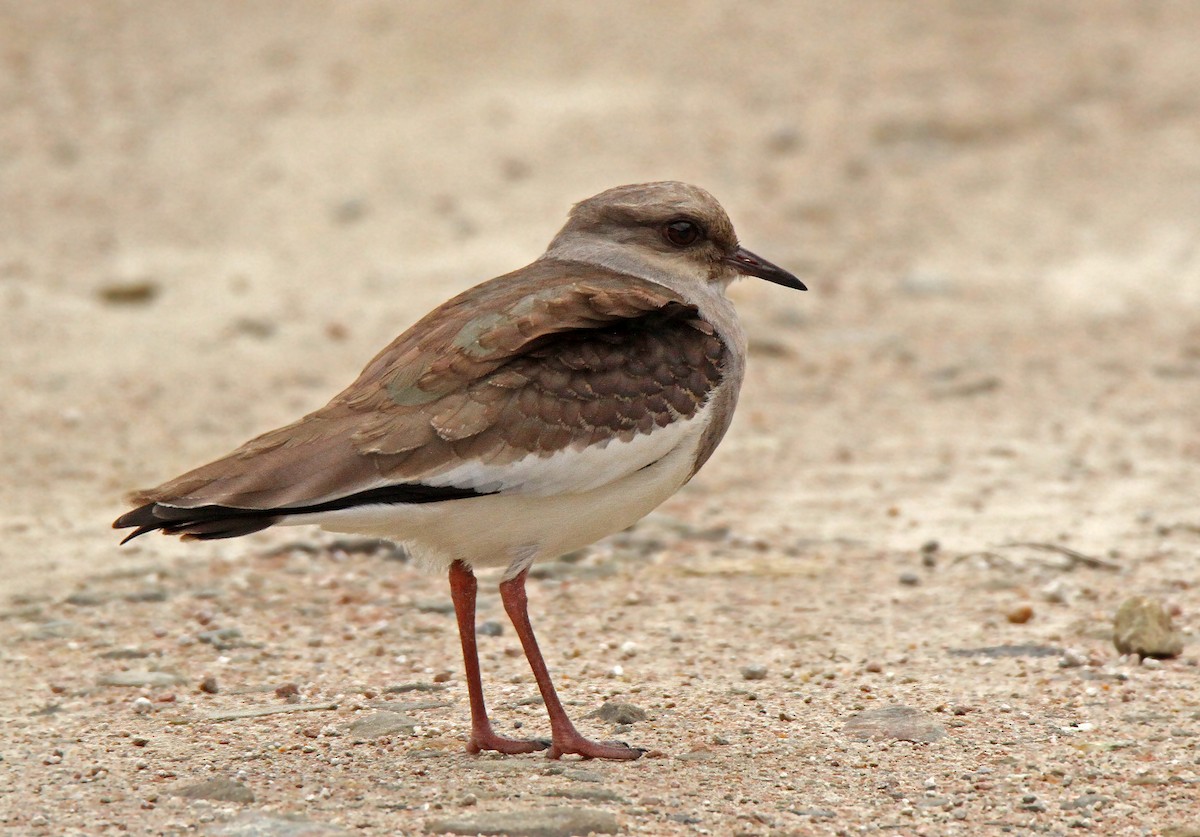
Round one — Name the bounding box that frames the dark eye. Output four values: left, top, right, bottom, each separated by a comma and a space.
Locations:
663, 219, 702, 247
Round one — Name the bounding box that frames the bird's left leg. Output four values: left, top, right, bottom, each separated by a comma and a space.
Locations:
498, 566, 643, 760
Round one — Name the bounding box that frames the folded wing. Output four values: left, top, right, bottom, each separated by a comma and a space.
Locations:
114, 259, 728, 541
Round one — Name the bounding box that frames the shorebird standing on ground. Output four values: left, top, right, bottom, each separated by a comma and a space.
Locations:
115, 181, 805, 760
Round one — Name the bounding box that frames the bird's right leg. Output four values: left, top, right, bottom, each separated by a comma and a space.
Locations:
448, 560, 549, 755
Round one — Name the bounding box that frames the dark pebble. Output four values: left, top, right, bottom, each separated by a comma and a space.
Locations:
98, 280, 159, 306
585, 701, 648, 725
331, 198, 368, 224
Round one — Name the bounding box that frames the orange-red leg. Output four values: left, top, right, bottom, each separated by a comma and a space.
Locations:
448, 560, 548, 755
498, 567, 643, 760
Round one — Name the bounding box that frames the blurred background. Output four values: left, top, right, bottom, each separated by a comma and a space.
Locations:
3, 1, 1199, 592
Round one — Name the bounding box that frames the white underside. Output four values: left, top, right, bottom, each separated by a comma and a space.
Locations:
285, 413, 708, 573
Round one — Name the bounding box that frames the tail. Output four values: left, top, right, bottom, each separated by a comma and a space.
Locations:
113, 483, 488, 544
113, 503, 280, 543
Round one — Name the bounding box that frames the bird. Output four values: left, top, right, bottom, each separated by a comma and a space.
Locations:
114, 181, 805, 760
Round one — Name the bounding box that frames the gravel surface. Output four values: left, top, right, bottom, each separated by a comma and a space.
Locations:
4, 3, 1200, 835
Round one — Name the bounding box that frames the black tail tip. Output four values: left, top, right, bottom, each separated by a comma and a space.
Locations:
113, 501, 280, 543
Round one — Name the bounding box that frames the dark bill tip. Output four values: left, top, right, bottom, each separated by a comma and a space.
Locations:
726, 247, 806, 290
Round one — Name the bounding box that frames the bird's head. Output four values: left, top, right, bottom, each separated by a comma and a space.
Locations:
546, 181, 806, 292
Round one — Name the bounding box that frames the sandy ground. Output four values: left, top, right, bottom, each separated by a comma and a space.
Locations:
4, 2, 1200, 835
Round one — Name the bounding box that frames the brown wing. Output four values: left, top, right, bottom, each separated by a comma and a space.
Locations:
116, 258, 728, 535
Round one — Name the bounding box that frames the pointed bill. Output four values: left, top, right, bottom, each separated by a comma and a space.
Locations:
726, 246, 806, 290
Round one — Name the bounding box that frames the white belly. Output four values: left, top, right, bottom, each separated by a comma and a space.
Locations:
288, 435, 697, 571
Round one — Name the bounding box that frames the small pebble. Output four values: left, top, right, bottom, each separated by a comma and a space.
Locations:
1007, 605, 1035, 624
131, 697, 154, 714
920, 541, 939, 567
1041, 579, 1072, 604
1059, 649, 1088, 668
477, 621, 503, 637
1113, 595, 1184, 658
198, 675, 219, 694
275, 682, 301, 699
585, 701, 648, 725
899, 572, 920, 586
98, 279, 159, 305
331, 197, 368, 224
741, 664, 768, 681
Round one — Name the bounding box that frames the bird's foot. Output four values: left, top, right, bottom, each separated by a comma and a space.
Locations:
547, 733, 644, 761
466, 729, 550, 756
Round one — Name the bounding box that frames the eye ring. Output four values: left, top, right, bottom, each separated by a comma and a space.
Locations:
663, 219, 702, 247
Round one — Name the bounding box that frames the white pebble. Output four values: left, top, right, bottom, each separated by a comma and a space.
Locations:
1040, 579, 1072, 604
131, 697, 153, 714
620, 641, 638, 659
